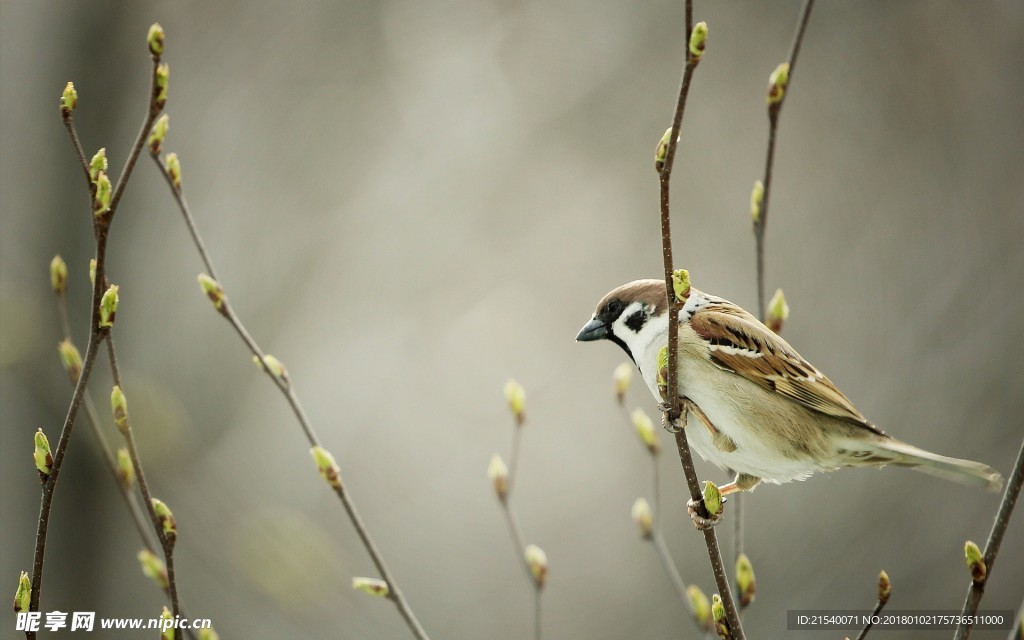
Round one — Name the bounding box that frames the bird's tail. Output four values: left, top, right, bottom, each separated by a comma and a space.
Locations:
841, 437, 1003, 492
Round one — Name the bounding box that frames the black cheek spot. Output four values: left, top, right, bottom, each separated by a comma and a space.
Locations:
624, 310, 646, 333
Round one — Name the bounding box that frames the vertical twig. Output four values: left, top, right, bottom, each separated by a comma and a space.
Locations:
107, 338, 183, 639
741, 0, 816, 603
853, 600, 887, 640
753, 0, 815, 319
620, 403, 706, 631
853, 571, 891, 640
954, 438, 1024, 640
28, 51, 164, 635
493, 386, 543, 640
657, 2, 745, 637
52, 282, 160, 553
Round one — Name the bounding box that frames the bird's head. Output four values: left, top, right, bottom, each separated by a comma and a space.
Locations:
575, 279, 670, 364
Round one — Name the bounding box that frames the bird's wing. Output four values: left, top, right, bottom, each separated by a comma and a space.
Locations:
688, 302, 884, 434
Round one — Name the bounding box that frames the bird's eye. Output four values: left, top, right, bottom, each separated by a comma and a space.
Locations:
606, 299, 623, 316
624, 309, 647, 332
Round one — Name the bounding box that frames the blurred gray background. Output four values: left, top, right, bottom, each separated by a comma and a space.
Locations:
2, 1, 1022, 638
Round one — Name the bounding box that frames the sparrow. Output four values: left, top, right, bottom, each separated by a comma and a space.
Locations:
577, 279, 1003, 505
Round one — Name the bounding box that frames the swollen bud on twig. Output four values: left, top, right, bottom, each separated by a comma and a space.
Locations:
310, 446, 342, 490
687, 585, 712, 632
877, 570, 891, 605
197, 273, 226, 311
767, 63, 790, 106
504, 379, 526, 426
151, 498, 177, 548
689, 21, 708, 62
61, 82, 78, 116
612, 362, 632, 405
198, 628, 220, 640
712, 593, 732, 639
253, 354, 289, 386
631, 498, 653, 539
50, 255, 68, 296
964, 540, 986, 584
58, 340, 83, 383
148, 114, 169, 154
93, 172, 112, 216
524, 544, 548, 589
89, 259, 97, 287
13, 571, 31, 613
631, 408, 659, 455
654, 127, 675, 174
702, 481, 723, 517
147, 23, 165, 57
116, 448, 134, 490
352, 577, 389, 598
766, 288, 789, 333
89, 148, 108, 183
165, 152, 182, 189
34, 428, 53, 477
99, 284, 119, 327
160, 607, 174, 640
488, 454, 508, 502
656, 345, 669, 399
750, 180, 764, 223
672, 268, 691, 302
736, 553, 756, 608
111, 385, 129, 433
155, 63, 170, 109
137, 549, 168, 589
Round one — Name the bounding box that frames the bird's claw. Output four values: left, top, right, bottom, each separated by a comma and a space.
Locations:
686, 497, 725, 530
658, 402, 683, 433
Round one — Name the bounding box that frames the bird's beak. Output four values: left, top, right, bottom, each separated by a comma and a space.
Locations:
575, 317, 609, 342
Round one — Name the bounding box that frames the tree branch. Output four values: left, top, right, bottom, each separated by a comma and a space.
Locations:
657, 3, 744, 636
29, 46, 166, 637
754, 0, 815, 319
954, 438, 1024, 640
107, 337, 184, 639
150, 151, 430, 640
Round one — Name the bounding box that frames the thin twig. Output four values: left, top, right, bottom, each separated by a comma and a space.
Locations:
150, 157, 429, 640
657, 2, 745, 636
507, 423, 523, 497
854, 597, 889, 640
954, 438, 1024, 640
28, 326, 106, 634
620, 404, 704, 630
54, 292, 158, 551
498, 414, 541, 640
61, 115, 92, 190
650, 531, 689, 610
107, 337, 183, 640
754, 0, 815, 319
29, 52, 165, 637
150, 155, 217, 279
109, 60, 164, 216
742, 0, 816, 607
1007, 600, 1023, 640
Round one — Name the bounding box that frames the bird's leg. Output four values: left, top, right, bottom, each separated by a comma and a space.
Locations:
716, 473, 761, 496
